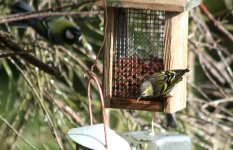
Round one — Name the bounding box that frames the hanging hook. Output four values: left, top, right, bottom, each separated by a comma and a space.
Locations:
87, 71, 108, 149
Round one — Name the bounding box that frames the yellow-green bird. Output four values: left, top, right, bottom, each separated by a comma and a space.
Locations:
10, 1, 82, 45
137, 69, 190, 128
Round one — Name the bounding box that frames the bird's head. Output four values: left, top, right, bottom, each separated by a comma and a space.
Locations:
137, 80, 153, 101
64, 27, 82, 44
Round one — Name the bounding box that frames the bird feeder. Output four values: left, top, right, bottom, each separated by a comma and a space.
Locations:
96, 0, 200, 113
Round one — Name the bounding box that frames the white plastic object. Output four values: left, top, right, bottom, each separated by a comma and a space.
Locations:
68, 123, 130, 150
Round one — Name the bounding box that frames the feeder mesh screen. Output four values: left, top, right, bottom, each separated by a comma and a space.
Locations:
113, 8, 165, 99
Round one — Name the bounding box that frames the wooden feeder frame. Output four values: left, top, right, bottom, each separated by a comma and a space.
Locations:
96, 0, 200, 113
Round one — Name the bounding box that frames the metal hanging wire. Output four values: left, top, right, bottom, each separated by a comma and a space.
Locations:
87, 71, 108, 149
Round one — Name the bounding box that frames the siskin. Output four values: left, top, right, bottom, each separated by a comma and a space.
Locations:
137, 69, 190, 128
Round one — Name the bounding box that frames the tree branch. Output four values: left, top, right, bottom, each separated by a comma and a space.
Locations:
0, 31, 61, 78
199, 3, 233, 43
0, 10, 103, 24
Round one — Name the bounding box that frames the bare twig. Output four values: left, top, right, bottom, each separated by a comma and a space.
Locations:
0, 31, 61, 78
198, 53, 228, 98
91, 0, 107, 70
0, 10, 103, 24
0, 114, 37, 150
190, 8, 233, 89
187, 82, 211, 101
57, 46, 89, 72
9, 58, 64, 150
10, 100, 33, 150
41, 0, 95, 12
43, 92, 86, 126
0, 50, 33, 58
199, 3, 233, 43
189, 39, 228, 98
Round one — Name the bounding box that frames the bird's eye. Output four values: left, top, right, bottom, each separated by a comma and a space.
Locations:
142, 93, 146, 96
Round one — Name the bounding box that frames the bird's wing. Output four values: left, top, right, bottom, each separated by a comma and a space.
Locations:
148, 73, 168, 96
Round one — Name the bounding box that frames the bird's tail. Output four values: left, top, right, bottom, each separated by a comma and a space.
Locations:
10, 1, 39, 27
166, 113, 177, 128
11, 0, 35, 13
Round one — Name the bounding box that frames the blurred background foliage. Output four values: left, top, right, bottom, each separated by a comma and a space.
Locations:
0, 0, 232, 150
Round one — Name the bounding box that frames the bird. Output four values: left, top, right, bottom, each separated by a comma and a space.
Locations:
10, 1, 82, 45
137, 69, 190, 128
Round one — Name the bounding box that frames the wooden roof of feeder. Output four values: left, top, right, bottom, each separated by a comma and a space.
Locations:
95, 0, 200, 12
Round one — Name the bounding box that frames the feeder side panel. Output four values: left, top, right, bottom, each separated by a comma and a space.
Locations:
163, 11, 188, 113
103, 8, 115, 107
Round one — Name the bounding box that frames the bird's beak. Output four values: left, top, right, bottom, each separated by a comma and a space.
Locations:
78, 35, 83, 41
184, 69, 191, 77
137, 96, 142, 101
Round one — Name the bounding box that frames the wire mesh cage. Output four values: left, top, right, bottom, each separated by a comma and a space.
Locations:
97, 0, 200, 112
113, 8, 165, 99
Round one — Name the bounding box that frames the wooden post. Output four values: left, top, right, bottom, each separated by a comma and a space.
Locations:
163, 11, 189, 113
103, 8, 115, 107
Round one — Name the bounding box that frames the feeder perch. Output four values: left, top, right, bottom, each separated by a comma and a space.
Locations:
96, 0, 200, 113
